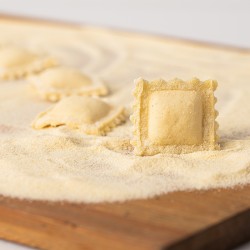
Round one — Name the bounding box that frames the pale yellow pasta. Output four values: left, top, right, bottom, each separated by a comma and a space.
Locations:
29, 67, 109, 102
32, 95, 127, 135
0, 46, 57, 80
130, 77, 219, 155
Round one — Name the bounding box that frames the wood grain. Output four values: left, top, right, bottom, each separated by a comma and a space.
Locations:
0, 16, 250, 250
0, 187, 250, 250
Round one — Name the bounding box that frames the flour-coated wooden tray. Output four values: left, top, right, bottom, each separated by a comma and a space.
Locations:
0, 15, 250, 250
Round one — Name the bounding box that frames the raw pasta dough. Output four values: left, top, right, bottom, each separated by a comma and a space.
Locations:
29, 67, 109, 102
32, 95, 127, 135
0, 46, 56, 79
131, 78, 219, 155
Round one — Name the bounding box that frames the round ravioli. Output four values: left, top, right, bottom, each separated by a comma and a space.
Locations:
0, 46, 57, 80
49, 95, 111, 124
32, 96, 127, 135
0, 47, 37, 68
30, 67, 109, 102
37, 67, 92, 89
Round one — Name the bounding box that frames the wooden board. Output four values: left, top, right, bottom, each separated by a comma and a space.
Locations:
0, 15, 250, 250
1, 187, 250, 250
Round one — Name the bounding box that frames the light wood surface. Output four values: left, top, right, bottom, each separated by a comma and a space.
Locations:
0, 16, 250, 250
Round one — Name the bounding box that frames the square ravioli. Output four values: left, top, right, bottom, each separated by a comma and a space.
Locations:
148, 90, 203, 145
130, 78, 219, 155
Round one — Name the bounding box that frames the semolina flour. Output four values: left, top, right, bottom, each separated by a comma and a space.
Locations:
0, 20, 250, 203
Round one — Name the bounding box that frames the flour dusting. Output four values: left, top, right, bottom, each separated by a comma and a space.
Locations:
0, 20, 250, 203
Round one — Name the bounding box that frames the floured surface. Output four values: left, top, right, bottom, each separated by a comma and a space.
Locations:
0, 20, 250, 203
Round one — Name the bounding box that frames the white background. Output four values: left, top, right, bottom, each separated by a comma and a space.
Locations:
0, 0, 249, 249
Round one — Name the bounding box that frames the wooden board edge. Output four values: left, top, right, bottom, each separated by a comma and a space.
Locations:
0, 238, 35, 250
166, 208, 250, 250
